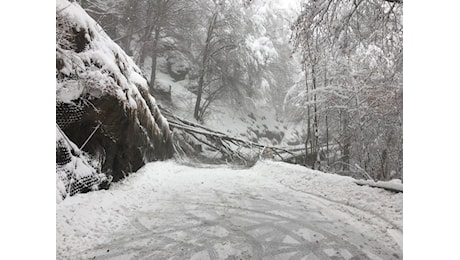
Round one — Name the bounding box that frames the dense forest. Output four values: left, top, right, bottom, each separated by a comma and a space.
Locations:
56, 0, 402, 199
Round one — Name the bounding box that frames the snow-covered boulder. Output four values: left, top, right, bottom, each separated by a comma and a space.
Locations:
166, 52, 190, 81
56, 0, 173, 183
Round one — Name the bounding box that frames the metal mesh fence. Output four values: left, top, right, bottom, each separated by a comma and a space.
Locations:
56, 101, 84, 129
56, 104, 111, 202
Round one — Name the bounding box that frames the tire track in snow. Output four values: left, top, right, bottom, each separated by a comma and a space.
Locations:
68, 163, 402, 260
279, 179, 402, 232
82, 199, 396, 259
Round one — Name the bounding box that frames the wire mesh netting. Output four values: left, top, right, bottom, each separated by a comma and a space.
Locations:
56, 100, 84, 130
56, 102, 111, 202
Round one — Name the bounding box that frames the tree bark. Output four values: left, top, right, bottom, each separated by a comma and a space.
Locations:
311, 62, 320, 170
342, 111, 351, 171
194, 67, 206, 121
149, 25, 161, 93
325, 114, 329, 164
121, 0, 139, 56
304, 64, 311, 166
194, 13, 218, 121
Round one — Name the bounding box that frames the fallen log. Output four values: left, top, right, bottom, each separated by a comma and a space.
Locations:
162, 111, 296, 160
354, 180, 403, 193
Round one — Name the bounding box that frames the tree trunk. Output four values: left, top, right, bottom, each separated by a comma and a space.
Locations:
342, 111, 351, 172
138, 1, 154, 66
325, 114, 329, 164
304, 64, 311, 166
194, 13, 218, 121
149, 25, 161, 94
311, 63, 320, 170
194, 68, 206, 121
123, 28, 133, 56
324, 67, 328, 166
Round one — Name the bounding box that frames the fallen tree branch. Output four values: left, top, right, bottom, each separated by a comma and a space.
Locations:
159, 107, 301, 165
168, 121, 295, 157
354, 180, 403, 193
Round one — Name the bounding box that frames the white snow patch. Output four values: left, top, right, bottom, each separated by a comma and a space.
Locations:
190, 250, 210, 260
387, 228, 403, 250
245, 36, 278, 66
293, 228, 326, 242
283, 235, 300, 244
57, 160, 402, 259
252, 161, 403, 231
56, 0, 158, 111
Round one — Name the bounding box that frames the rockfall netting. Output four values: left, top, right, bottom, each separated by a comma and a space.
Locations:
56, 101, 84, 130
56, 0, 174, 202
56, 122, 112, 203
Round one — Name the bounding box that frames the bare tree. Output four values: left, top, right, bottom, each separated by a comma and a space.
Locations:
289, 0, 403, 179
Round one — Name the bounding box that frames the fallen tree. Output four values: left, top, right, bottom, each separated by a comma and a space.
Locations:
159, 107, 296, 165
354, 179, 403, 193
162, 108, 401, 190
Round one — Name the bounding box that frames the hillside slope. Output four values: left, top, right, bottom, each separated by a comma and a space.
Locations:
56, 0, 173, 200
153, 71, 305, 148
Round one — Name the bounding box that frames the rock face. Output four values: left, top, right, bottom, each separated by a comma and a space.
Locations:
56, 0, 173, 186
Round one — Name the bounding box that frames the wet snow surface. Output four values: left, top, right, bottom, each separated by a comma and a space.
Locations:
57, 161, 402, 259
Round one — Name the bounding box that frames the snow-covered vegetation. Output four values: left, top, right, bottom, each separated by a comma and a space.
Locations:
74, 0, 402, 182
56, 0, 403, 258
289, 0, 403, 180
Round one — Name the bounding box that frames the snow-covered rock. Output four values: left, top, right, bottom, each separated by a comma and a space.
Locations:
56, 0, 173, 187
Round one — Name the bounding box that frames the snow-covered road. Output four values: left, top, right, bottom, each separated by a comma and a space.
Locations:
57, 161, 402, 260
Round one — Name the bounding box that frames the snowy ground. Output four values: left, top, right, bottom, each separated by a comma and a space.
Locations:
56, 160, 402, 260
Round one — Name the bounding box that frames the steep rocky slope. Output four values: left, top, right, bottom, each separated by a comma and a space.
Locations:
56, 0, 173, 200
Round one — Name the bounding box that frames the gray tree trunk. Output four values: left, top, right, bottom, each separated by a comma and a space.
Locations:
149, 25, 161, 93
194, 13, 218, 121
